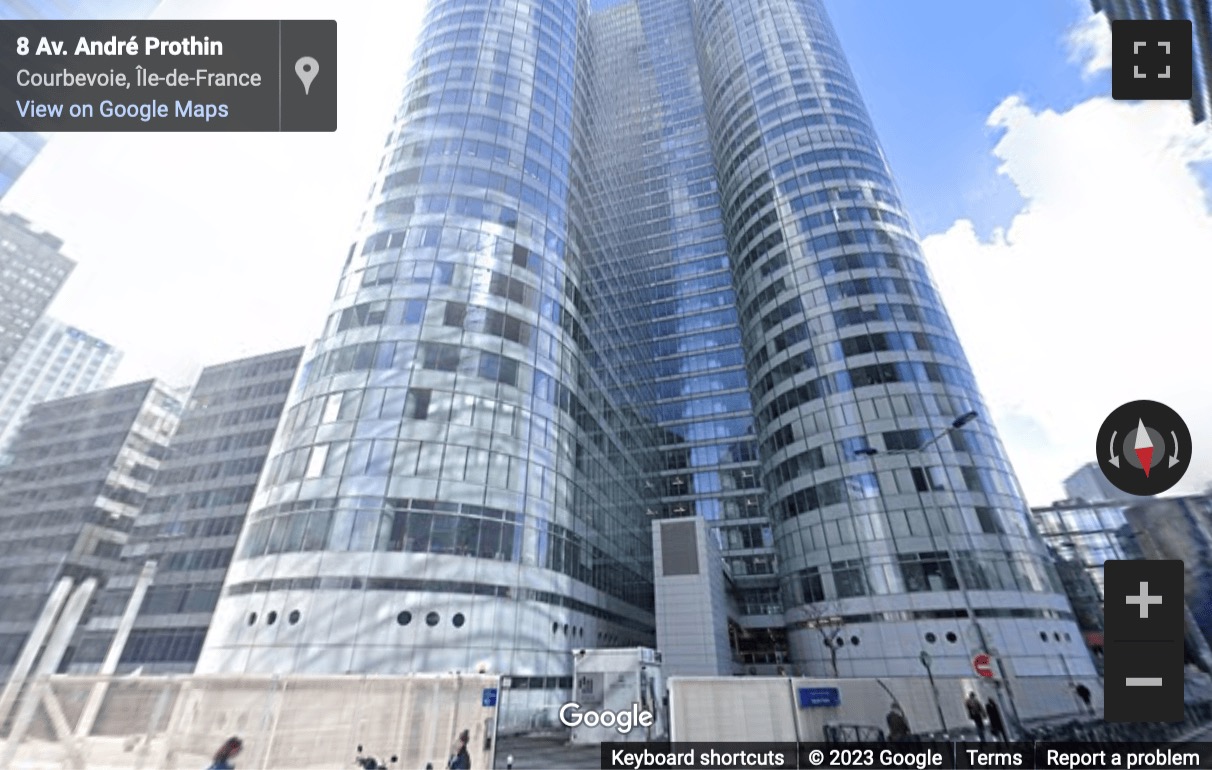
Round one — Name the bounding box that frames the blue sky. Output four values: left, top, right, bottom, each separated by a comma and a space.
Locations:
826, 0, 1104, 237
9, 1, 1212, 504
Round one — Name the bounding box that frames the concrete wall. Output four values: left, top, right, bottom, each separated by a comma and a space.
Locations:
669, 675, 1106, 742
653, 517, 734, 675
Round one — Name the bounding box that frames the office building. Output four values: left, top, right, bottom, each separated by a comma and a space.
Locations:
0, 212, 73, 378
1033, 496, 1212, 671
71, 348, 302, 674
0, 1, 162, 197
1090, 0, 1212, 123
0, 381, 181, 677
1047, 547, 1106, 668
1122, 494, 1212, 655
0, 316, 121, 463
199, 0, 1093, 686
1030, 499, 1142, 602
1063, 461, 1132, 503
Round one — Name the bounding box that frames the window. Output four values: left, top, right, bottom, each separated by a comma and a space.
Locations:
397, 611, 412, 626
403, 299, 425, 323
883, 429, 926, 451
421, 344, 459, 372
899, 551, 960, 593
512, 243, 529, 267
975, 507, 1003, 534
478, 353, 519, 386
443, 301, 467, 327
910, 466, 946, 492
434, 261, 455, 284
425, 611, 440, 627
832, 559, 867, 598
406, 389, 431, 419
801, 566, 824, 603
119, 628, 206, 664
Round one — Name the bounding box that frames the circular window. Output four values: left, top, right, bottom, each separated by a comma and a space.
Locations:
266, 611, 278, 626
945, 632, 957, 643
246, 612, 257, 626
397, 611, 412, 626
925, 632, 937, 643
1065, 632, 1072, 642
452, 613, 465, 628
835, 637, 845, 647
553, 622, 559, 634
850, 636, 860, 646
426, 612, 440, 627
1040, 631, 1048, 642
579, 627, 584, 638
288, 610, 301, 625
563, 624, 569, 636
1054, 632, 1061, 641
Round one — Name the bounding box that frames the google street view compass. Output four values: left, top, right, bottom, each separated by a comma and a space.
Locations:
1097, 400, 1191, 496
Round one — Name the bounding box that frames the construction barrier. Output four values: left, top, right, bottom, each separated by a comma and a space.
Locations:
0, 672, 499, 770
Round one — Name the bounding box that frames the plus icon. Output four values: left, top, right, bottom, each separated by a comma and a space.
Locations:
1126, 581, 1163, 619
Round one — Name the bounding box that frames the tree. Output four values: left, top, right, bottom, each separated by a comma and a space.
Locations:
803, 602, 846, 677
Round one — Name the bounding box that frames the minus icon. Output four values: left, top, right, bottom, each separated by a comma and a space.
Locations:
1126, 677, 1164, 686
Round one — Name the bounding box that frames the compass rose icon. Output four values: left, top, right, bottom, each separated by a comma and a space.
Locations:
1098, 400, 1191, 496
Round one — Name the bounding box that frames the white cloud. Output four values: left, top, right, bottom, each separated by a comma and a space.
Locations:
6, 0, 423, 387
922, 80, 1212, 504
1067, 9, 1113, 78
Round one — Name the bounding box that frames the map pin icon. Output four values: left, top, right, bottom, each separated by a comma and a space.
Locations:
295, 56, 318, 95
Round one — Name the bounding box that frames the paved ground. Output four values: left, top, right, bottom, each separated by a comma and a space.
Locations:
493, 735, 601, 769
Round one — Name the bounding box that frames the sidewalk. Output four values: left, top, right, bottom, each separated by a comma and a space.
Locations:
493, 735, 602, 769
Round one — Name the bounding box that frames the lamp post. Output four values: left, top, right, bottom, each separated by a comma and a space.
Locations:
855, 411, 1023, 733
918, 650, 948, 732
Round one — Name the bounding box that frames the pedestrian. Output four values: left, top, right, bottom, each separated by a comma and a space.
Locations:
207, 736, 242, 770
1075, 683, 1093, 715
447, 729, 471, 769
985, 697, 1007, 742
965, 692, 986, 742
885, 702, 910, 741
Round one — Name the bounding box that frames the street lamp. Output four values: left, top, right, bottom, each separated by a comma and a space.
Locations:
918, 650, 948, 732
854, 411, 1023, 732
951, 411, 979, 430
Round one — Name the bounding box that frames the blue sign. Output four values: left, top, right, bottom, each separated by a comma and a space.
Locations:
798, 687, 840, 708
481, 687, 498, 707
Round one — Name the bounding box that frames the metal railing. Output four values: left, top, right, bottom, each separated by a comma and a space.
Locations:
1018, 701, 1212, 743
823, 723, 885, 743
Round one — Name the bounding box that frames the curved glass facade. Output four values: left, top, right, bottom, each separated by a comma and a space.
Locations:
581, 0, 784, 667
202, 0, 1094, 684
198, 0, 656, 678
693, 0, 1092, 678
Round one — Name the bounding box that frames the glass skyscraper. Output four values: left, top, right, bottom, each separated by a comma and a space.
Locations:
0, 212, 74, 379
0, 316, 121, 464
200, 0, 1094, 686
